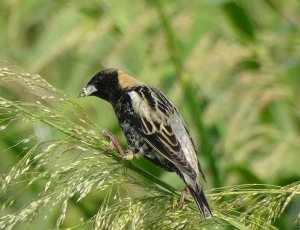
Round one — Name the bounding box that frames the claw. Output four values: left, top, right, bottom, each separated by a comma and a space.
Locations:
122, 150, 134, 161
103, 130, 135, 162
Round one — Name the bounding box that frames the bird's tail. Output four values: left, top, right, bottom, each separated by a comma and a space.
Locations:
188, 185, 212, 217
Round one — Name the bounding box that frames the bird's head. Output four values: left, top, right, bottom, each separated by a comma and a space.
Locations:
78, 68, 142, 104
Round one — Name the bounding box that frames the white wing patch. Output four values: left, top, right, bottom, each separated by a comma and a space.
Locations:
128, 91, 154, 132
128, 90, 166, 134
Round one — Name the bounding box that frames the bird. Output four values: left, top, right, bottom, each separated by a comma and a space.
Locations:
78, 68, 212, 217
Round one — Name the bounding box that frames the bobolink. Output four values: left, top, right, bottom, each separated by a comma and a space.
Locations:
79, 69, 212, 217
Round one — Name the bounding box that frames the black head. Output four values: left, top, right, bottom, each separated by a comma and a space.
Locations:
78, 69, 121, 103
79, 68, 143, 104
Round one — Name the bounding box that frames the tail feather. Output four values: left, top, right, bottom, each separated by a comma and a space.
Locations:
188, 185, 212, 218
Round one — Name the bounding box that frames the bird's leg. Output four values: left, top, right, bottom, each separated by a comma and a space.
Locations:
103, 130, 125, 156
178, 186, 189, 208
103, 130, 134, 161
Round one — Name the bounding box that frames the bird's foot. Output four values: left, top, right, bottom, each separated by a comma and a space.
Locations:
178, 186, 189, 209
103, 130, 125, 156
103, 130, 134, 161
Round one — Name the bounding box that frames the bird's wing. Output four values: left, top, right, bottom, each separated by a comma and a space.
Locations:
125, 86, 204, 181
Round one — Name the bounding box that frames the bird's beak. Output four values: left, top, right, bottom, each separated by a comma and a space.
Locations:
78, 85, 97, 98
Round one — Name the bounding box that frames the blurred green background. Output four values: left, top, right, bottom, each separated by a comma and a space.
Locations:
0, 0, 299, 229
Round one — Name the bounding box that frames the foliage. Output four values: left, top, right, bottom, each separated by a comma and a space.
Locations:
0, 0, 299, 229
0, 63, 299, 229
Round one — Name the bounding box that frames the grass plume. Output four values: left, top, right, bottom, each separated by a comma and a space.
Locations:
0, 62, 300, 229
0, 63, 299, 229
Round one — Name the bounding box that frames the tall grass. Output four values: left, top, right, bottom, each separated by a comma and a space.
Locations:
0, 0, 299, 229
0, 63, 299, 229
